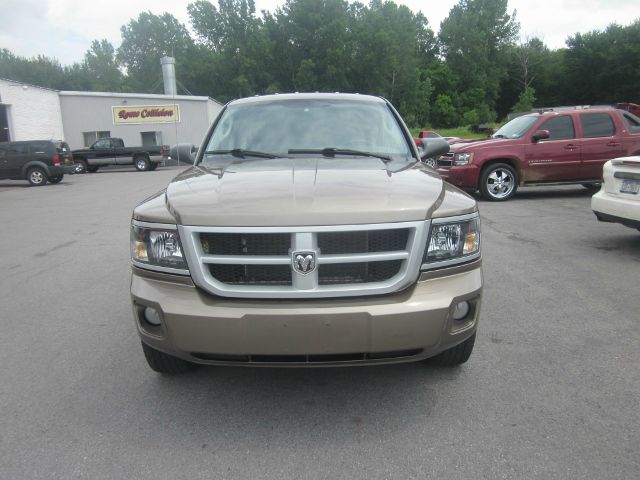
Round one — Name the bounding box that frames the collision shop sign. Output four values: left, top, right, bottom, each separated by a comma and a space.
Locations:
112, 104, 181, 125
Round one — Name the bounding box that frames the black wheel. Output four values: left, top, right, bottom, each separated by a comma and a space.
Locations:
87, 165, 99, 173
479, 163, 518, 201
48, 174, 64, 184
427, 333, 476, 366
74, 159, 88, 174
135, 156, 150, 171
141, 342, 194, 374
27, 167, 47, 186
582, 183, 601, 190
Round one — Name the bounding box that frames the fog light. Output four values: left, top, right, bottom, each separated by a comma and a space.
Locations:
452, 301, 470, 321
143, 307, 161, 326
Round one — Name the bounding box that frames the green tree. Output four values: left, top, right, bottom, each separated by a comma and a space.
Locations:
439, 0, 519, 121
83, 40, 123, 91
511, 86, 536, 113
432, 94, 459, 127
117, 12, 194, 92
564, 20, 640, 104
188, 0, 273, 100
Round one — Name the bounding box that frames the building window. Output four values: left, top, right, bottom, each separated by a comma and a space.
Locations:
141, 131, 163, 147
83, 131, 111, 147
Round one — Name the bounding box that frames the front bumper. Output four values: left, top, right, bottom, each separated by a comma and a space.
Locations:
592, 189, 640, 229
130, 262, 482, 367
437, 165, 480, 190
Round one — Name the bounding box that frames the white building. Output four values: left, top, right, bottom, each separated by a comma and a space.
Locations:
0, 77, 223, 150
0, 78, 64, 142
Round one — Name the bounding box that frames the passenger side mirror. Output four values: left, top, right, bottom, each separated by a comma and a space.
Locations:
532, 129, 550, 142
419, 138, 450, 160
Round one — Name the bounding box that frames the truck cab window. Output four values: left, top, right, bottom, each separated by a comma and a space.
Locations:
539, 115, 575, 140
580, 113, 615, 137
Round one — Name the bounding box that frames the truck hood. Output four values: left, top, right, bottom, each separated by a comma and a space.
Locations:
163, 157, 446, 226
449, 137, 517, 152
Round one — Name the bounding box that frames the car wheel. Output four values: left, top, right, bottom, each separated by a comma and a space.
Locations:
27, 167, 47, 186
74, 159, 88, 174
427, 333, 476, 366
48, 174, 64, 184
135, 156, 150, 171
422, 157, 437, 168
141, 342, 195, 374
87, 165, 99, 173
480, 163, 518, 201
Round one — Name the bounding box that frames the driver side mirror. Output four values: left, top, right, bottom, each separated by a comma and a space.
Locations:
419, 138, 450, 161
532, 130, 550, 143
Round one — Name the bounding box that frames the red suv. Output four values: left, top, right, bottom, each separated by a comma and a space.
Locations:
437, 107, 640, 200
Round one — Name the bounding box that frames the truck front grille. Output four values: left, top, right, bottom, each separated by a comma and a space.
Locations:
318, 260, 402, 285
179, 221, 429, 299
200, 232, 290, 256
317, 229, 409, 254
208, 264, 293, 286
437, 152, 454, 167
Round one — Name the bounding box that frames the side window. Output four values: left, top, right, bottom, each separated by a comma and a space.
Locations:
7, 144, 28, 155
29, 143, 50, 154
83, 131, 111, 147
580, 113, 615, 137
539, 116, 575, 140
94, 139, 112, 149
622, 112, 640, 132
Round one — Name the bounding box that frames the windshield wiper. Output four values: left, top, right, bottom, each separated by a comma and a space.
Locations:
288, 148, 391, 162
203, 149, 279, 159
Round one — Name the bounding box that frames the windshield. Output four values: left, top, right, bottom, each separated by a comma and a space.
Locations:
202, 99, 412, 162
492, 115, 539, 139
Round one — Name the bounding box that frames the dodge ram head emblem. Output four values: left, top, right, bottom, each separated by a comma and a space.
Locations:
292, 251, 316, 274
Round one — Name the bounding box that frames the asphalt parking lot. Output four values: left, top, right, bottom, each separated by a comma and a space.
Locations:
1, 167, 639, 479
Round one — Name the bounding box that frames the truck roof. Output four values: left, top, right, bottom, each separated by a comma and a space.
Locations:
229, 92, 386, 106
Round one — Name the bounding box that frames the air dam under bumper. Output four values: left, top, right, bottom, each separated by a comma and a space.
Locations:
131, 265, 482, 367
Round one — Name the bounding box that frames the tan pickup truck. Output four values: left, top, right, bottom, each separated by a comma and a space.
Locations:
130, 93, 482, 373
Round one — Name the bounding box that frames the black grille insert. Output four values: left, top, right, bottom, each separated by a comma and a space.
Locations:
209, 264, 292, 285
318, 260, 402, 285
191, 349, 423, 363
317, 229, 409, 254
200, 233, 290, 256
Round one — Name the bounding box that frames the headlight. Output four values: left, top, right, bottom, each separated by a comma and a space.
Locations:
131, 223, 189, 273
454, 152, 473, 165
422, 214, 480, 269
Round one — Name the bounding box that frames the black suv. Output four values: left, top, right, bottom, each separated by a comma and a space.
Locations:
0, 140, 74, 186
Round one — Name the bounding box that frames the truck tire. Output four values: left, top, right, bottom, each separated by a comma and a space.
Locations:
48, 174, 64, 184
141, 342, 195, 374
135, 156, 150, 171
149, 162, 158, 171
74, 159, 88, 174
427, 333, 475, 366
479, 163, 518, 201
87, 165, 99, 173
27, 167, 48, 186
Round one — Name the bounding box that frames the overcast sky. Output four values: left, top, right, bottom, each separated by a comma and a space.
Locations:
1, 0, 638, 65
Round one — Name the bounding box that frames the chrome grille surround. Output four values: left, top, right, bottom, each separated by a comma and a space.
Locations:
179, 221, 429, 299
437, 152, 454, 167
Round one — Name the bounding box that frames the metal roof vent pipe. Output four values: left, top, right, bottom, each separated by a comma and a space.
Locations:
160, 56, 177, 96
